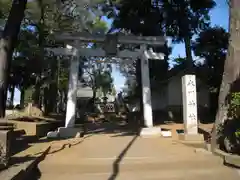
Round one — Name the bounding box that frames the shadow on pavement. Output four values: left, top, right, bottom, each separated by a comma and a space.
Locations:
84, 121, 140, 137
108, 135, 138, 180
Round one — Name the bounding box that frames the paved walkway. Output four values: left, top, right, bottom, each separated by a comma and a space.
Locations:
37, 129, 240, 180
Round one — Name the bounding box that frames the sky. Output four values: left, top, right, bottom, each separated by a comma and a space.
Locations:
10, 0, 229, 105
169, 0, 229, 59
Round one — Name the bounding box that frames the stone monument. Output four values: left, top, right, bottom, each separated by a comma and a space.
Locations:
179, 75, 204, 141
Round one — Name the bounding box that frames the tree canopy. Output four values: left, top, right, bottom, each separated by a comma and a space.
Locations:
193, 26, 229, 91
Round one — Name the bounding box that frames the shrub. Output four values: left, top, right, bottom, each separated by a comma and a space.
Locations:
216, 119, 240, 154
216, 92, 240, 155
229, 92, 240, 119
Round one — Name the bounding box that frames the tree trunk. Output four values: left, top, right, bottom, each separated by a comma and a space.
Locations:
0, 0, 27, 118
211, 0, 240, 151
32, 76, 41, 107
10, 85, 14, 106
33, 0, 45, 108
184, 35, 194, 71
48, 83, 57, 113
43, 87, 49, 115
92, 88, 97, 103
56, 57, 60, 113
59, 90, 65, 112
63, 89, 67, 112
50, 58, 58, 113
136, 58, 143, 125
20, 88, 25, 108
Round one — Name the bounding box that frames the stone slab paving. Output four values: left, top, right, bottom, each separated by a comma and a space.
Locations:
38, 133, 240, 180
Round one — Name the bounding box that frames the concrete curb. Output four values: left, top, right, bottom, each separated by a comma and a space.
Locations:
198, 125, 240, 169
197, 126, 240, 169
11, 146, 51, 180
0, 146, 50, 180
214, 149, 240, 168
0, 138, 84, 180
198, 141, 240, 169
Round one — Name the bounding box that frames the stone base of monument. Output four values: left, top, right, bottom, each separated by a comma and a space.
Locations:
0, 121, 14, 170
178, 133, 204, 142
47, 125, 85, 139
139, 127, 162, 137
58, 127, 84, 138
47, 131, 59, 139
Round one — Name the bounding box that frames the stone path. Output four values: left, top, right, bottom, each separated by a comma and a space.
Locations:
37, 131, 240, 180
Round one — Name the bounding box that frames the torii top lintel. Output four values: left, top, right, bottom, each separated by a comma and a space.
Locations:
53, 32, 165, 46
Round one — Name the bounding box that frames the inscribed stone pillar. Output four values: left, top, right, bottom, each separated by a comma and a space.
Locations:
65, 56, 79, 128
182, 75, 198, 134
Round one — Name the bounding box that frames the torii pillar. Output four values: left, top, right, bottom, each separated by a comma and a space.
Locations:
140, 45, 153, 128
57, 47, 83, 138
64, 55, 79, 128
139, 45, 162, 137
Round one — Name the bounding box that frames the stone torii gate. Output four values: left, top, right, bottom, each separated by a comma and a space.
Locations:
47, 32, 166, 138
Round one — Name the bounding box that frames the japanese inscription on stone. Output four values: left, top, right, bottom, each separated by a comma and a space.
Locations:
182, 75, 198, 134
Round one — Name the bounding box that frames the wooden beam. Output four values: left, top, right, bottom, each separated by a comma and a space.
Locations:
52, 32, 165, 46
45, 47, 165, 60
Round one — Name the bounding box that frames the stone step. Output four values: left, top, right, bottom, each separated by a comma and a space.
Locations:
39, 167, 240, 180
39, 157, 224, 174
